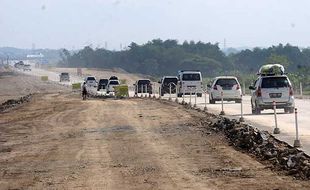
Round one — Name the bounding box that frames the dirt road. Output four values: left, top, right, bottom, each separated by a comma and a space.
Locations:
1, 93, 310, 189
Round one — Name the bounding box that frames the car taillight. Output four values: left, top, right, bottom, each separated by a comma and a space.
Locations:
236, 84, 240, 90
213, 85, 218, 90
256, 87, 262, 97
289, 86, 294, 96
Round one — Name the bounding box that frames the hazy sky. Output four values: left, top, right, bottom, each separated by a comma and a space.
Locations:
1, 0, 310, 50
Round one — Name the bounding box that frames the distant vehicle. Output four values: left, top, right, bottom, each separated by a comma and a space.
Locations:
208, 76, 242, 104
134, 79, 153, 94
23, 64, 31, 71
159, 76, 178, 96
59, 72, 70, 82
14, 61, 24, 69
97, 79, 109, 91
109, 76, 118, 80
177, 70, 202, 97
107, 79, 120, 93
249, 64, 295, 114
84, 76, 97, 88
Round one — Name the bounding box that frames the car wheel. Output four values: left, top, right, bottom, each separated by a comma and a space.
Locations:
209, 96, 215, 104
197, 93, 202, 97
289, 107, 294, 114
254, 103, 261, 114
177, 93, 182, 97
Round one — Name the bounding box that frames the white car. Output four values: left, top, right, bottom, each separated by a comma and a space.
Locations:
84, 76, 97, 88
177, 70, 203, 97
107, 80, 120, 93
208, 76, 242, 104
249, 75, 295, 114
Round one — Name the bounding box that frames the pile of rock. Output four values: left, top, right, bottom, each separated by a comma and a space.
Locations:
0, 94, 32, 112
210, 117, 310, 179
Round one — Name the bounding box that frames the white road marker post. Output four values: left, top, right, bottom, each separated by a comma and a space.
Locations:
145, 84, 148, 98
153, 82, 156, 98
182, 87, 185, 104
220, 91, 225, 115
194, 88, 197, 108
293, 108, 302, 148
204, 88, 208, 111
175, 83, 179, 103
273, 101, 280, 134
239, 94, 245, 122
189, 88, 192, 106
169, 83, 172, 101
141, 84, 144, 98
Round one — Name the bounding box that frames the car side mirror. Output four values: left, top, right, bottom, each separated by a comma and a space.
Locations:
249, 86, 255, 90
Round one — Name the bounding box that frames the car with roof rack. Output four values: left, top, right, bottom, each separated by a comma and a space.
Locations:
249, 64, 295, 114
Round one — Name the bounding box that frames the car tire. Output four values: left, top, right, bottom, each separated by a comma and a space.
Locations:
209, 96, 215, 104
254, 103, 261, 114
177, 93, 182, 97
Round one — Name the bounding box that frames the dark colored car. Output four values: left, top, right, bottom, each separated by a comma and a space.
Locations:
159, 76, 178, 96
109, 76, 118, 80
134, 79, 153, 94
97, 79, 109, 91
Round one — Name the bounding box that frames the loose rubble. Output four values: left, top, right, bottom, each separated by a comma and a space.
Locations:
206, 117, 310, 179
153, 97, 310, 180
0, 94, 32, 112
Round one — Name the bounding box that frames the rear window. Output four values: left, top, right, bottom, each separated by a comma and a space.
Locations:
87, 77, 96, 81
138, 80, 150, 85
109, 80, 119, 85
61, 73, 69, 76
163, 78, 178, 84
182, 74, 201, 81
215, 79, 238, 86
99, 79, 108, 84
261, 77, 290, 88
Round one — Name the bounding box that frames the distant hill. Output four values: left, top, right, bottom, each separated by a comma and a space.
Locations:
0, 47, 62, 63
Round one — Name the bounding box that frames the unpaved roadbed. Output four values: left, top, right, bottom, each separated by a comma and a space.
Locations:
1, 94, 310, 189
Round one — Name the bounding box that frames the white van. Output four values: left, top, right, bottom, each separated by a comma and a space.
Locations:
177, 70, 202, 97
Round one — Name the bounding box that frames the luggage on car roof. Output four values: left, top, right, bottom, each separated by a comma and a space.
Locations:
258, 64, 285, 76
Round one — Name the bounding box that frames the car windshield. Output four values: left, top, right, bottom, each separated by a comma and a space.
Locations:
261, 77, 290, 88
109, 80, 119, 85
138, 80, 150, 85
163, 78, 178, 84
87, 77, 96, 81
182, 74, 201, 81
215, 79, 238, 86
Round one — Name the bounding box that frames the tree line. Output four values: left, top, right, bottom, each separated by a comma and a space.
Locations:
59, 39, 310, 91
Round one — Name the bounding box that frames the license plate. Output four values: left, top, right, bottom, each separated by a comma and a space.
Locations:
269, 93, 282, 98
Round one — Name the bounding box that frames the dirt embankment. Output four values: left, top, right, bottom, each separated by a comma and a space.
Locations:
1, 93, 310, 189
0, 69, 70, 104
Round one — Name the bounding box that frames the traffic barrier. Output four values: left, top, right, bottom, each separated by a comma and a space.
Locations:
239, 94, 245, 122
41, 76, 48, 81
273, 101, 280, 134
194, 89, 197, 107
114, 85, 129, 98
294, 108, 302, 147
220, 91, 225, 115
204, 89, 208, 111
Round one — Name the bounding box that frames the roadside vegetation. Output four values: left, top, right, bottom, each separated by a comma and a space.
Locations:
59, 40, 310, 93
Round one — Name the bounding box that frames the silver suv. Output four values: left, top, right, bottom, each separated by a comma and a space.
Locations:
249, 75, 295, 114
